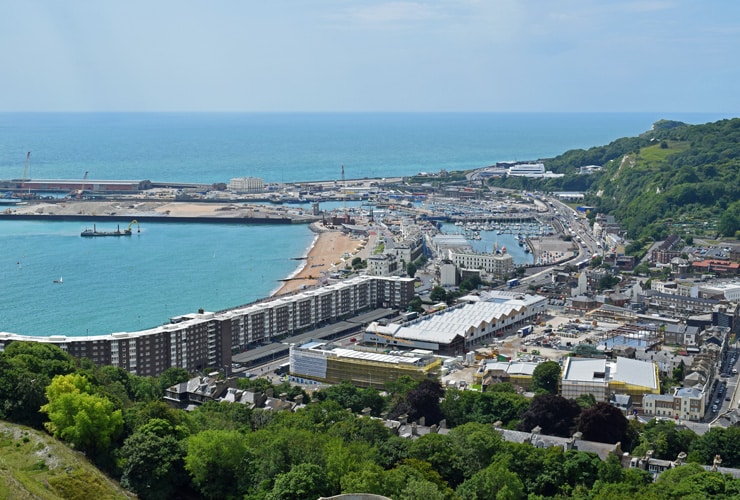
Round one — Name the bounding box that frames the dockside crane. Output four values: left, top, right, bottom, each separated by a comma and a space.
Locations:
21, 152, 30, 189
14, 152, 35, 199
75, 171, 89, 199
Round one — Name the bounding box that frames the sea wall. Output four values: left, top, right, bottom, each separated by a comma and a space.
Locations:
0, 213, 297, 224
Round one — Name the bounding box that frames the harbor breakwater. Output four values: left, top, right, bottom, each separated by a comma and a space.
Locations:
0, 213, 297, 224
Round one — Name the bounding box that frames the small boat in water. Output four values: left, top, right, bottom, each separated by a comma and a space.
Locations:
81, 220, 140, 237
53, 276, 63, 284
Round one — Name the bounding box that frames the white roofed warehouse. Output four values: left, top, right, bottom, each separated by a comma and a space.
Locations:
364, 291, 547, 356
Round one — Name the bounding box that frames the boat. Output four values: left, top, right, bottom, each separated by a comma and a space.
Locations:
53, 276, 63, 284
81, 220, 140, 237
81, 224, 131, 237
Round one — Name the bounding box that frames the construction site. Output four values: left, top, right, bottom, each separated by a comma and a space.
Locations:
289, 341, 442, 389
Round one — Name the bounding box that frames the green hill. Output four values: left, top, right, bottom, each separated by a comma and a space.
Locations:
0, 421, 134, 500
497, 118, 740, 240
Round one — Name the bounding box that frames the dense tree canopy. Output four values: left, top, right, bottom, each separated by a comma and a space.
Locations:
8, 342, 740, 498
518, 394, 581, 437
532, 361, 561, 394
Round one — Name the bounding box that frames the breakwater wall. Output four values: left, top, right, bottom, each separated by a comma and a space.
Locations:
0, 213, 298, 225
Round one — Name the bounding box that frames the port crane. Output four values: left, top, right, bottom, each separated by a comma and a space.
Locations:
76, 171, 89, 199
14, 152, 35, 199
21, 152, 30, 189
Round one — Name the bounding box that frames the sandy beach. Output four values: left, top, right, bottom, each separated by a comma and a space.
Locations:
273, 227, 367, 296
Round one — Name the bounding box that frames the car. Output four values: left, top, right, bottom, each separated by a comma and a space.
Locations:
712, 405, 719, 412
726, 395, 732, 401
716, 399, 721, 405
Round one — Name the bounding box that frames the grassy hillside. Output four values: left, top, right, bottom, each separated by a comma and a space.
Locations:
0, 421, 134, 500
584, 118, 740, 239
492, 118, 740, 240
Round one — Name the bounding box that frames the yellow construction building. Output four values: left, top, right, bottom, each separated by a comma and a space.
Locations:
561, 357, 660, 406
289, 342, 441, 389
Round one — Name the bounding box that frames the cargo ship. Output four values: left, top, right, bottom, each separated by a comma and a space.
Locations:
81, 220, 139, 237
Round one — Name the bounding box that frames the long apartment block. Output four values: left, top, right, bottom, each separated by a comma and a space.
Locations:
0, 276, 415, 377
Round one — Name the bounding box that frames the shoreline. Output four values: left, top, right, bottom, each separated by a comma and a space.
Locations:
272, 224, 367, 296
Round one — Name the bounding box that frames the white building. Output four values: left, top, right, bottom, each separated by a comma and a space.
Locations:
560, 357, 660, 405
448, 250, 514, 279
699, 282, 740, 302
367, 253, 400, 277
439, 262, 458, 287
229, 177, 264, 193
508, 163, 546, 177
365, 291, 546, 355
642, 387, 706, 422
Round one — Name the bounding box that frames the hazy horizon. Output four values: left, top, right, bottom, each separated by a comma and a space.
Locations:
2, 2, 739, 114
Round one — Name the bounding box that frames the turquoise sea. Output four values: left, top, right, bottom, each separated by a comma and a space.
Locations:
0, 112, 734, 337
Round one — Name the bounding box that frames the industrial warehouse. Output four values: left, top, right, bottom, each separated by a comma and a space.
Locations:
363, 290, 548, 356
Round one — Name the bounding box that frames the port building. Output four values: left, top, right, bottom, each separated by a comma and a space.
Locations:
289, 342, 441, 389
0, 276, 415, 377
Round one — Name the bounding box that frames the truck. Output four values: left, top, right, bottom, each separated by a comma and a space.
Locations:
401, 311, 419, 322
517, 324, 534, 337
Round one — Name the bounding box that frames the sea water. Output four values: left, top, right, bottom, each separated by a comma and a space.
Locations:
0, 112, 734, 337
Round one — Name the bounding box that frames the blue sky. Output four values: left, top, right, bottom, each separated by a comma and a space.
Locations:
1, 1, 738, 112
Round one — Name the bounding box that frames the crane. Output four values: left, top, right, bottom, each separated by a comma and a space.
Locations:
14, 152, 34, 199
75, 171, 89, 199
21, 151, 30, 189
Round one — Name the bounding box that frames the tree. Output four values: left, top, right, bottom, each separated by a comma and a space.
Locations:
328, 415, 391, 446
576, 393, 597, 409
41, 373, 123, 458
408, 434, 466, 488
532, 361, 561, 394
184, 429, 252, 499
157, 367, 191, 393
408, 296, 424, 313
449, 422, 506, 479
2, 341, 76, 379
518, 394, 581, 437
268, 462, 332, 500
576, 402, 628, 444
188, 400, 253, 432
0, 356, 49, 427
407, 261, 417, 278
119, 419, 189, 500
688, 426, 740, 467
0, 342, 77, 429
389, 379, 444, 425
456, 461, 525, 500
429, 286, 447, 302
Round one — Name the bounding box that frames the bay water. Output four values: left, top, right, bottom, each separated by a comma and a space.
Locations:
0, 112, 733, 337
